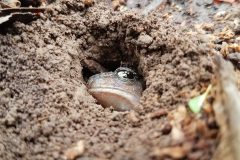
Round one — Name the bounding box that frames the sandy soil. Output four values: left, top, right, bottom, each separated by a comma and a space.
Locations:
0, 0, 239, 159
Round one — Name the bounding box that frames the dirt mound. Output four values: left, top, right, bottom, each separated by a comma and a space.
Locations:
0, 0, 218, 159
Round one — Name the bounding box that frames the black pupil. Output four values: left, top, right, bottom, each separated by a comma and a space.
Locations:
118, 70, 136, 80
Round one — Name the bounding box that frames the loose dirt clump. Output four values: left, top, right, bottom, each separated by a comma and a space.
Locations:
0, 0, 224, 159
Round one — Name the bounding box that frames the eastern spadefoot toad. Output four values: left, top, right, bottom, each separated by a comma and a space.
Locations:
87, 67, 143, 111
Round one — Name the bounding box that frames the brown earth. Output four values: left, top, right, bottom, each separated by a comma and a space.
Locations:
0, 0, 239, 160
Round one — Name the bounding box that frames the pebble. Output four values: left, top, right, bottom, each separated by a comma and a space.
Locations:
137, 34, 153, 46
204, 0, 212, 5
214, 11, 227, 20
4, 114, 16, 126
83, 0, 94, 6
64, 141, 85, 160
161, 123, 172, 135
112, 0, 120, 10
110, 111, 124, 121
98, 16, 110, 28
227, 52, 240, 61
127, 111, 139, 123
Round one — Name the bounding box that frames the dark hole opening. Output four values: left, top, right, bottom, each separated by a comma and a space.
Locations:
82, 60, 122, 82
81, 55, 145, 87
81, 45, 147, 112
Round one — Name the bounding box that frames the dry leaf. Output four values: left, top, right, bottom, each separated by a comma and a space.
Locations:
218, 27, 235, 40
148, 109, 168, 119
214, 0, 236, 3
221, 43, 240, 56
167, 106, 187, 143
153, 143, 192, 159
228, 44, 240, 52
168, 105, 187, 124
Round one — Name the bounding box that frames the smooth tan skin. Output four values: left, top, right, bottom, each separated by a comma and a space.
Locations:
87, 67, 143, 111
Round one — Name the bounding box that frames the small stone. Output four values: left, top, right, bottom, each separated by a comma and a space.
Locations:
98, 16, 110, 28
214, 11, 227, 20
52, 151, 60, 159
127, 111, 139, 123
41, 123, 53, 136
3, 0, 21, 7
112, 0, 120, 10
87, 36, 95, 44
0, 143, 5, 152
110, 111, 123, 121
161, 123, 172, 135
13, 35, 21, 42
4, 114, 16, 126
46, 44, 54, 50
83, 0, 94, 6
227, 52, 240, 61
137, 34, 153, 46
153, 143, 192, 159
171, 126, 185, 144
203, 0, 212, 5
64, 141, 85, 160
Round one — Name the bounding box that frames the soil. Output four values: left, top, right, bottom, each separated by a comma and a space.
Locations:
0, 0, 239, 160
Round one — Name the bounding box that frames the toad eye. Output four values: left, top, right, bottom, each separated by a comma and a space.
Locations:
115, 67, 138, 81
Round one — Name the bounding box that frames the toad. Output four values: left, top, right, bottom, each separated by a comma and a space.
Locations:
87, 67, 143, 111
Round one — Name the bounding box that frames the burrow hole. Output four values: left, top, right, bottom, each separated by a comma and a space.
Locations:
82, 44, 146, 90
82, 45, 144, 82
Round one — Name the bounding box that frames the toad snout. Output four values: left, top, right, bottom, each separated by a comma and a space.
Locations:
87, 67, 143, 111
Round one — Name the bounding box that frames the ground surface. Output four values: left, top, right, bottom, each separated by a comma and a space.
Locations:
0, 0, 239, 160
